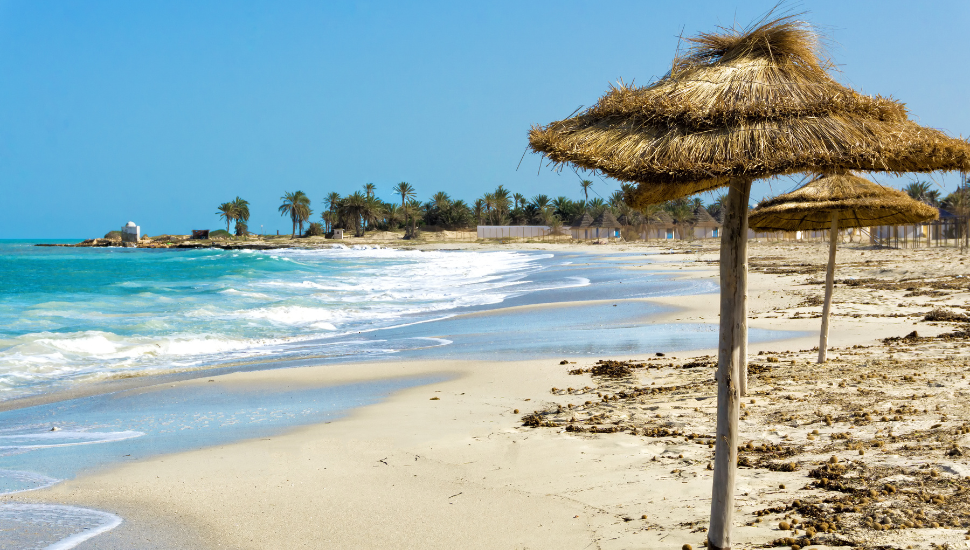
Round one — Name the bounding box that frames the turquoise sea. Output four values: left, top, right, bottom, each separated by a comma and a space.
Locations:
0, 241, 589, 400
0, 240, 802, 548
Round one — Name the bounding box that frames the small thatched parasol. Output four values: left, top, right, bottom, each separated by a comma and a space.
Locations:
528, 15, 970, 550
749, 172, 938, 363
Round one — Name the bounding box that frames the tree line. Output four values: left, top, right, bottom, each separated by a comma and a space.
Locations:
211, 179, 738, 239
903, 179, 970, 217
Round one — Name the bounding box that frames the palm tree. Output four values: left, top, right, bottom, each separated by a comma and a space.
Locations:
324, 192, 341, 233
403, 198, 423, 239
609, 190, 625, 208
706, 192, 728, 220
587, 197, 606, 217
552, 195, 581, 223
579, 179, 593, 205
904, 181, 934, 205
482, 192, 496, 224
513, 193, 526, 210
321, 210, 337, 234
232, 197, 250, 224
490, 186, 511, 224
395, 182, 416, 209
473, 198, 486, 224
295, 191, 311, 235
382, 203, 403, 229
363, 194, 381, 232
394, 182, 416, 233
363, 183, 376, 198
529, 194, 552, 224
339, 191, 369, 237
667, 201, 694, 240
432, 191, 451, 210
279, 191, 311, 237
216, 202, 236, 234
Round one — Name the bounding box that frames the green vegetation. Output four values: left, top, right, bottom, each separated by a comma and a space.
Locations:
904, 176, 970, 219
216, 196, 251, 235
304, 180, 728, 240
278, 191, 311, 237
304, 222, 324, 237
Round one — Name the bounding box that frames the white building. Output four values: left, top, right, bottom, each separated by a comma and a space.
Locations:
121, 221, 140, 243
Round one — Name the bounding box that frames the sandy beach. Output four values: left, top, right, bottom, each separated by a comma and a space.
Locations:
7, 240, 970, 549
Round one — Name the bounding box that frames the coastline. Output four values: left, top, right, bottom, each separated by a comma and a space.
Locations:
5, 241, 970, 548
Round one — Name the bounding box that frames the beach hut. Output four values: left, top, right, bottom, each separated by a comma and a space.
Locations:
591, 210, 621, 239
647, 211, 676, 240
568, 212, 594, 240
692, 205, 721, 239
528, 15, 970, 549
748, 171, 938, 363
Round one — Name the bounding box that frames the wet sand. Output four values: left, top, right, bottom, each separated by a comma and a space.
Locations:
7, 240, 970, 549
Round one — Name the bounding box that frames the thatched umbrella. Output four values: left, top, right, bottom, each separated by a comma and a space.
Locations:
749, 172, 938, 363
528, 15, 970, 550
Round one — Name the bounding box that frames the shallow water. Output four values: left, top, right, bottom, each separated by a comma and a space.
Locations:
0, 375, 442, 549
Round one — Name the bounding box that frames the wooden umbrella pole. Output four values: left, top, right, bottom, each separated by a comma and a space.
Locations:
708, 177, 750, 550
739, 290, 748, 397
818, 212, 840, 363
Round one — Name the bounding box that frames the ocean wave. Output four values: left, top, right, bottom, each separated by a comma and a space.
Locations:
0, 469, 61, 495
0, 504, 123, 550
0, 248, 563, 397
0, 430, 145, 452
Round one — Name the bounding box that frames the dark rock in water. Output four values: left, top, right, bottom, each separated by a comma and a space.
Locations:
656, 352, 665, 357
50, 426, 59, 431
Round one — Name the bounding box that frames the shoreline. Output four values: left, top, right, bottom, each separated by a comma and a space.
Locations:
5, 241, 970, 548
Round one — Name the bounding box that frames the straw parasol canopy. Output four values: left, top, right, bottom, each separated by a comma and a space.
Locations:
528, 14, 970, 550
749, 172, 939, 364
529, 19, 970, 208
748, 171, 939, 231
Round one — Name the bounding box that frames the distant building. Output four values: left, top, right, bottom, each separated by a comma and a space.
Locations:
566, 210, 621, 240
332, 229, 344, 239
121, 221, 140, 243
691, 205, 721, 239
590, 210, 622, 239
645, 211, 676, 239
568, 212, 594, 240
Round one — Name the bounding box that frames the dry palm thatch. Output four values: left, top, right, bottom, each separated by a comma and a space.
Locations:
529, 19, 970, 208
749, 172, 938, 364
570, 212, 593, 228
749, 172, 939, 231
527, 13, 970, 550
692, 205, 718, 224
592, 209, 621, 228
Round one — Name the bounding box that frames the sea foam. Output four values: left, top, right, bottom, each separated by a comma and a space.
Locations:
0, 247, 562, 398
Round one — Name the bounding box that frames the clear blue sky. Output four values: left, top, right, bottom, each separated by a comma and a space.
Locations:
1, 1, 967, 238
